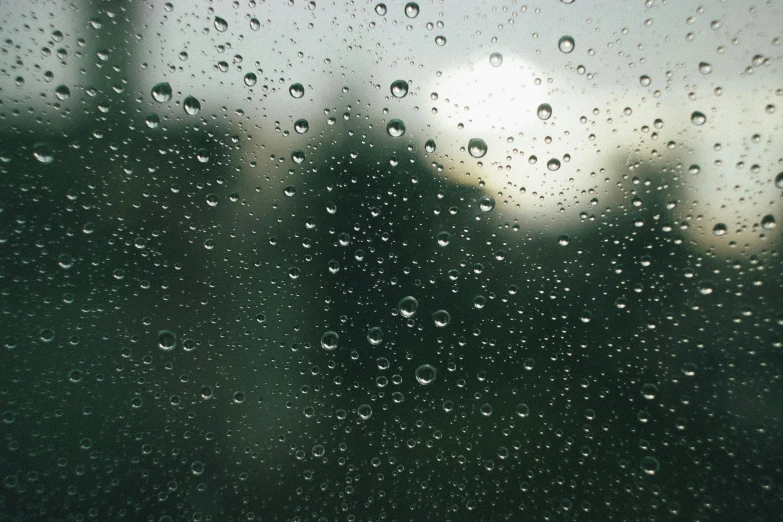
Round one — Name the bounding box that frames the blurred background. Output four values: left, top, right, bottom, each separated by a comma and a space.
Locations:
0, 0, 781, 520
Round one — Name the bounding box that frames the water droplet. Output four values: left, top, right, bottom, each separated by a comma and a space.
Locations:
183, 96, 201, 115
292, 150, 306, 164
640, 456, 660, 476
761, 214, 776, 230
321, 331, 339, 351
390, 80, 408, 98
375, 3, 387, 15
151, 82, 172, 103
415, 364, 436, 385
480, 403, 493, 416
712, 223, 727, 236
158, 330, 177, 351
515, 403, 530, 418
145, 113, 160, 129
55, 85, 71, 100
489, 52, 503, 67
312, 444, 325, 457
537, 103, 552, 120
404, 2, 419, 18
357, 404, 373, 419
289, 83, 305, 98
33, 143, 55, 164
214, 17, 228, 32
284, 185, 296, 197
387, 119, 406, 137
435, 35, 447, 46
547, 158, 561, 171
558, 235, 570, 246
424, 139, 436, 153
689, 164, 700, 175
468, 138, 487, 158
68, 369, 83, 383
698, 62, 712, 74
250, 17, 260, 30
774, 172, 783, 188
639, 75, 651, 87
558, 35, 575, 53
433, 309, 451, 327
294, 119, 309, 134
682, 362, 697, 376
58, 253, 74, 269
367, 327, 383, 345
244, 73, 257, 86
398, 296, 418, 318
197, 148, 211, 163
641, 383, 658, 400
697, 280, 713, 295
479, 195, 495, 212
691, 111, 706, 125
233, 391, 245, 403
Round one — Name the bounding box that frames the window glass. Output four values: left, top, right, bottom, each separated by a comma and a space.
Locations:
1, 1, 781, 520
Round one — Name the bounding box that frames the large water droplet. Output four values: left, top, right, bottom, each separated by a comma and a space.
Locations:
183, 95, 201, 115
357, 404, 373, 419
214, 16, 228, 32
398, 296, 418, 318
489, 52, 503, 67
639, 456, 660, 476
158, 330, 177, 351
547, 158, 561, 171
698, 62, 712, 74
558, 35, 575, 53
691, 111, 706, 125
775, 172, 783, 188
712, 223, 727, 236
639, 75, 651, 87
404, 2, 419, 18
515, 403, 530, 418
390, 80, 408, 98
55, 85, 71, 100
295, 119, 309, 134
33, 143, 55, 164
537, 103, 552, 120
761, 214, 776, 230
415, 364, 436, 385
424, 139, 436, 153
468, 138, 487, 158
367, 327, 383, 345
289, 83, 305, 98
387, 119, 406, 137
321, 330, 339, 350
433, 309, 451, 327
375, 3, 387, 15
479, 195, 495, 212
244, 73, 257, 86
151, 82, 172, 103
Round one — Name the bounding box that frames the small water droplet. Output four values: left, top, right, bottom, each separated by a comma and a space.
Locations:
415, 364, 436, 385
390, 80, 408, 98
387, 119, 406, 137
468, 138, 487, 158
558, 35, 575, 53
151, 82, 172, 103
